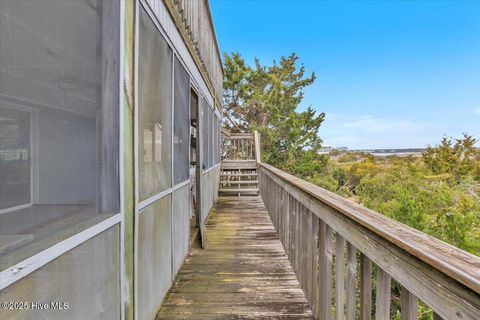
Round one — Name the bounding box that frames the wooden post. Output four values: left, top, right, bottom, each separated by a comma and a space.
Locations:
346, 243, 357, 320
375, 268, 391, 320
360, 254, 372, 320
318, 220, 333, 320
400, 286, 418, 320
254, 130, 261, 164
335, 235, 345, 320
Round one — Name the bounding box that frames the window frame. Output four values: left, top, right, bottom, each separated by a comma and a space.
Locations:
0, 103, 38, 214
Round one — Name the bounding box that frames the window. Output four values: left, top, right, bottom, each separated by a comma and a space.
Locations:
213, 115, 218, 165
199, 102, 221, 169
215, 116, 221, 164
207, 107, 213, 168
173, 58, 190, 184
138, 7, 172, 200
201, 98, 209, 170
0, 0, 120, 269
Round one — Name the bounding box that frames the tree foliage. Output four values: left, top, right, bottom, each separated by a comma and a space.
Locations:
423, 133, 480, 181
311, 135, 480, 256
223, 52, 325, 171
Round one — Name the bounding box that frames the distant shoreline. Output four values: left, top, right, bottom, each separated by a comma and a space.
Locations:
351, 148, 425, 153
349, 148, 425, 157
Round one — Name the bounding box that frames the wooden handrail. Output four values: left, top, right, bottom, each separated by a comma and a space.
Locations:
258, 162, 480, 320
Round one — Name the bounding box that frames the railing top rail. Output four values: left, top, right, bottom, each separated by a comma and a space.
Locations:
259, 162, 480, 293
227, 133, 254, 139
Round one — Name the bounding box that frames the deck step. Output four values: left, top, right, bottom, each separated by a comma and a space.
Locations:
219, 188, 259, 193
220, 180, 259, 185
220, 173, 258, 177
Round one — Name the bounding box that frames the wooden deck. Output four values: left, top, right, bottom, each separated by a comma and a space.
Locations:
157, 196, 314, 319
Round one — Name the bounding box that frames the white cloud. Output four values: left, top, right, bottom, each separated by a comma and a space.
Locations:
474, 107, 480, 116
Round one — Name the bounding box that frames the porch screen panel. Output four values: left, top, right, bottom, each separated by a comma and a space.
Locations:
172, 184, 190, 274
173, 57, 190, 185
214, 117, 219, 164
212, 117, 216, 166
207, 107, 213, 168
138, 195, 172, 320
217, 118, 221, 163
201, 98, 208, 170
138, 7, 173, 200
0, 0, 120, 269
217, 118, 220, 164
0, 226, 121, 320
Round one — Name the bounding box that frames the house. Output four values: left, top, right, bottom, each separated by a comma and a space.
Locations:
318, 145, 333, 154
0, 1, 222, 319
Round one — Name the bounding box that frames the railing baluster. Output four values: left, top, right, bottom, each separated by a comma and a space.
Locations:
289, 195, 296, 265
301, 204, 307, 291
360, 254, 372, 320
346, 243, 357, 320
295, 199, 301, 279
400, 286, 418, 320
375, 268, 391, 320
284, 188, 289, 250
258, 165, 480, 320
311, 215, 320, 315
305, 210, 313, 302
318, 220, 333, 320
336, 234, 345, 320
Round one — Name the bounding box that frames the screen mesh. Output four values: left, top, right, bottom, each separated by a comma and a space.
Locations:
138, 7, 173, 200
173, 57, 190, 184
138, 195, 172, 320
0, 0, 120, 269
201, 98, 208, 170
207, 107, 213, 168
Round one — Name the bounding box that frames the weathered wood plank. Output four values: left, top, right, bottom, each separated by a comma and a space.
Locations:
259, 163, 480, 294
318, 220, 333, 320
221, 160, 257, 169
375, 268, 391, 320
259, 166, 480, 320
360, 254, 372, 320
254, 130, 261, 163
157, 196, 313, 319
400, 286, 418, 320
346, 243, 357, 320
335, 234, 345, 320
311, 214, 320, 315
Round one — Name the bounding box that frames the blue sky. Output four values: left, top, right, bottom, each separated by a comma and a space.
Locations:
210, 0, 480, 149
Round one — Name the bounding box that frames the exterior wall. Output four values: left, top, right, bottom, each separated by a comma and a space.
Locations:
0, 1, 222, 320
0, 2, 124, 320
0, 225, 120, 320
133, 1, 222, 319
137, 196, 172, 320
200, 165, 221, 239
158, 0, 223, 109
172, 184, 191, 274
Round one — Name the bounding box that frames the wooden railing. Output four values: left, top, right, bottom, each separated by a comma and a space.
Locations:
258, 162, 480, 320
222, 133, 257, 161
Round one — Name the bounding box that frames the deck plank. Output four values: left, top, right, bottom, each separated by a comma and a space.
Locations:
157, 196, 314, 319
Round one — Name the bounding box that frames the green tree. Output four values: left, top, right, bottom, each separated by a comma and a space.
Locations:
223, 52, 325, 170
422, 133, 480, 181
